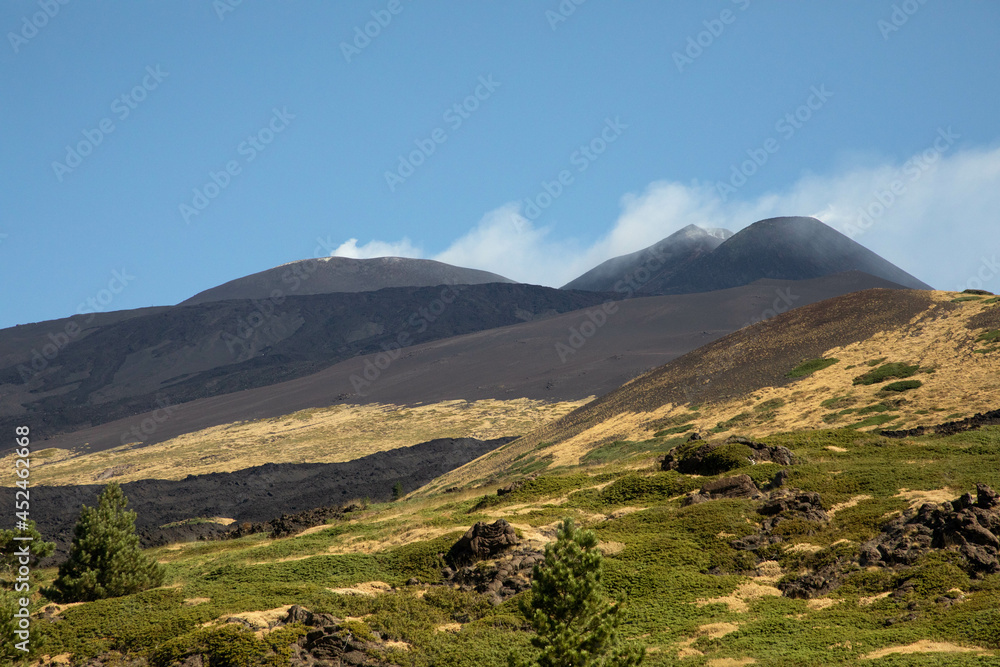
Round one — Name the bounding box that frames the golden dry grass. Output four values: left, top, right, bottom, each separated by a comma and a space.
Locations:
861, 640, 990, 659
695, 581, 783, 613
2, 397, 589, 486
327, 581, 393, 597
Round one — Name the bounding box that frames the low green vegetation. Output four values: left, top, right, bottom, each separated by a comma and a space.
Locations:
852, 362, 920, 386
786, 357, 839, 378
881, 380, 923, 393
17, 425, 1000, 665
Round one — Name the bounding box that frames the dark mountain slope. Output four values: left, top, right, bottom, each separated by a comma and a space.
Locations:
0, 284, 609, 441
659, 216, 932, 293
182, 256, 515, 305
561, 224, 732, 293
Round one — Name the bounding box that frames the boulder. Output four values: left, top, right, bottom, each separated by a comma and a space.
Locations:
684, 474, 762, 505
445, 519, 520, 568
662, 435, 794, 475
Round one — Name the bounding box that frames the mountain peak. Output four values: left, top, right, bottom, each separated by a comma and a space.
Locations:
182, 256, 516, 305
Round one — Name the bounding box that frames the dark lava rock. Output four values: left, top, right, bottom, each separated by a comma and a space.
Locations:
662, 435, 794, 475
449, 547, 543, 605
223, 501, 366, 540
860, 483, 1000, 576
778, 484, 1000, 600
446, 518, 520, 568
684, 474, 762, 506
769, 468, 791, 489
882, 407, 1000, 439
730, 487, 830, 556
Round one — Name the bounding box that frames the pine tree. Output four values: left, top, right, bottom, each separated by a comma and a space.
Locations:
49, 483, 165, 602
513, 518, 644, 667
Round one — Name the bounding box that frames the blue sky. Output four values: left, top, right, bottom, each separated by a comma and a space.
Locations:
2, 1, 999, 329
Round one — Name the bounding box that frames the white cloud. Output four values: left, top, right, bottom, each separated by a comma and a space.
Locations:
331, 143, 1000, 292
330, 237, 422, 259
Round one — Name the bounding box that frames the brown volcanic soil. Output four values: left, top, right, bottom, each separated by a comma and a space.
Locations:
22, 271, 906, 454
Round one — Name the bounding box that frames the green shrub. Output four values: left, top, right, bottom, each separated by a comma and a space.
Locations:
712, 412, 753, 432
855, 403, 892, 415
847, 414, 899, 429
820, 395, 857, 409
853, 362, 919, 385
786, 358, 839, 378
881, 380, 923, 393
701, 443, 754, 474
653, 424, 695, 437
599, 472, 699, 505
901, 561, 970, 597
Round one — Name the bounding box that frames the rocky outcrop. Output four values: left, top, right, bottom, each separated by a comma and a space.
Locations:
860, 483, 1000, 575
881, 407, 1000, 438
684, 474, 763, 505
442, 547, 543, 606
662, 435, 794, 475
224, 501, 366, 540
774, 484, 1000, 599
730, 488, 829, 554
445, 519, 520, 568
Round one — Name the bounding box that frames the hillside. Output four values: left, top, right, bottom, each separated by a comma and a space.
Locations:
10, 291, 1000, 666
437, 289, 999, 487
181, 256, 515, 305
